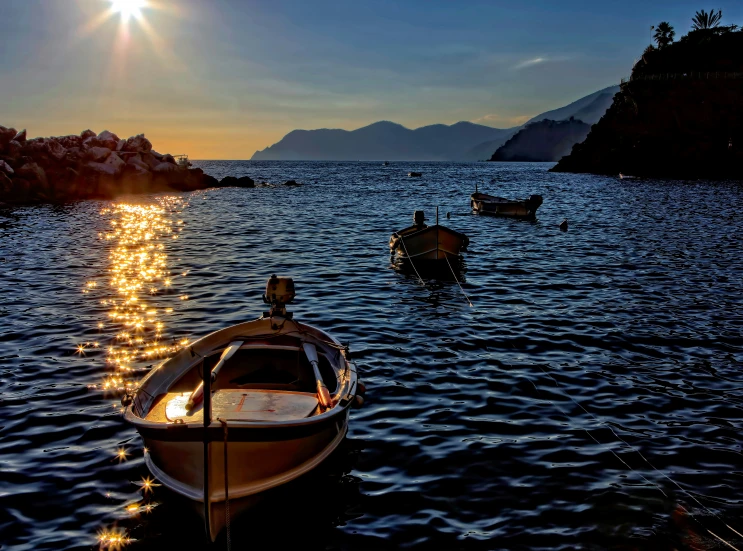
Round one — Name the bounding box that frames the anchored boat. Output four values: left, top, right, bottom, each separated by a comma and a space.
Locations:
123, 276, 362, 541
470, 184, 543, 220
390, 209, 469, 263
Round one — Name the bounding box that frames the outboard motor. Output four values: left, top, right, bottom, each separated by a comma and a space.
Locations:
527, 195, 543, 209
413, 210, 426, 228
263, 274, 296, 318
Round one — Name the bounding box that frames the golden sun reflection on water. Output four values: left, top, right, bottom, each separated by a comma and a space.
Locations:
88, 196, 190, 547
89, 197, 191, 394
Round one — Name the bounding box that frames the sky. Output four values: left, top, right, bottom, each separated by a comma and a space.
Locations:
1, 0, 741, 159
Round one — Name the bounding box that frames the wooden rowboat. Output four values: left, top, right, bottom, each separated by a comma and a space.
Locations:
123, 276, 362, 541
470, 184, 543, 220
389, 210, 469, 263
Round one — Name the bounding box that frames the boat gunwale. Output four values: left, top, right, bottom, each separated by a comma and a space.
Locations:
391, 223, 469, 241
124, 318, 357, 432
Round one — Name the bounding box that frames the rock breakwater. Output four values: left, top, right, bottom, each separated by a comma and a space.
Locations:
0, 126, 221, 204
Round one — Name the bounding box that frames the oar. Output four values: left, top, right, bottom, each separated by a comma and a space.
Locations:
302, 342, 332, 409
186, 340, 243, 411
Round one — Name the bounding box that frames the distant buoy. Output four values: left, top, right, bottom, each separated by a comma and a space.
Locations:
559, 219, 568, 232
446, 212, 451, 219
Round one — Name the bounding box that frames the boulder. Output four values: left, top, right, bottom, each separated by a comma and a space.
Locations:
284, 179, 302, 186
17, 162, 48, 187
80, 129, 96, 141
0, 160, 14, 174
85, 146, 111, 162
96, 130, 119, 149
153, 162, 179, 173
126, 154, 150, 172
86, 161, 118, 176
46, 140, 67, 161
14, 129, 27, 143
22, 139, 48, 160
161, 153, 176, 165
203, 174, 220, 189
150, 150, 164, 161
0, 172, 12, 194
116, 139, 126, 151
123, 134, 152, 153
65, 147, 83, 164
58, 135, 82, 149
7, 177, 34, 203
0, 126, 17, 147
220, 176, 238, 187
139, 152, 160, 170
103, 152, 126, 176
6, 141, 22, 158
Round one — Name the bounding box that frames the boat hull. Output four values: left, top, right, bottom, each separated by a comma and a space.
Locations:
389, 224, 468, 262
143, 412, 348, 541
470, 193, 543, 220
123, 316, 358, 542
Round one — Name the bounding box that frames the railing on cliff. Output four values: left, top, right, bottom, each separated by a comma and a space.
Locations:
621, 71, 743, 84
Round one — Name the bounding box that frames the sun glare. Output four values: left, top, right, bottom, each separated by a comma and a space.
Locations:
110, 0, 147, 22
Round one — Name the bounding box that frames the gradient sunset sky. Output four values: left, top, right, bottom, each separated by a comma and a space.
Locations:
1, 0, 741, 159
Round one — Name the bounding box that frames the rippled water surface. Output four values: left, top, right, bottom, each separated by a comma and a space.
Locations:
1, 162, 743, 550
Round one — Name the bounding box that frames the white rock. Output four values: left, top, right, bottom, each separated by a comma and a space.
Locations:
0, 160, 14, 174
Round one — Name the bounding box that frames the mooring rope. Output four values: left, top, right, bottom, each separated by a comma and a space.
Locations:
397, 236, 425, 285
526, 362, 742, 550
218, 418, 231, 551
444, 255, 473, 308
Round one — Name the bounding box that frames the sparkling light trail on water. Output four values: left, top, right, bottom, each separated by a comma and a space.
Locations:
85, 196, 190, 547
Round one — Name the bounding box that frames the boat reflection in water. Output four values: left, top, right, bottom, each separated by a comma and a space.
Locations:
123, 276, 364, 542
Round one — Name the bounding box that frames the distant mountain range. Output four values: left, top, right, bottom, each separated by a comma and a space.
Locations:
525, 85, 619, 126
251, 85, 620, 161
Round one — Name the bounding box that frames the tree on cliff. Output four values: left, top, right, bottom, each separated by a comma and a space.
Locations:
691, 9, 722, 30
653, 22, 676, 48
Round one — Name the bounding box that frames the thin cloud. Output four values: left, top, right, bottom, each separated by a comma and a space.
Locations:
512, 55, 573, 70
473, 113, 531, 127
513, 57, 547, 70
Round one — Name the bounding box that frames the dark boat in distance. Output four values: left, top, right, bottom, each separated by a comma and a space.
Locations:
470, 184, 543, 220
390, 210, 469, 263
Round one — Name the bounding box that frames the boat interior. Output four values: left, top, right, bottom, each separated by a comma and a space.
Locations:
143, 335, 340, 424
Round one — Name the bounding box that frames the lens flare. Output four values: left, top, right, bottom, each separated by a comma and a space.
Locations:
110, 0, 147, 22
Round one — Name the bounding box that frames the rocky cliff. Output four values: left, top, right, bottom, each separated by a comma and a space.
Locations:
0, 127, 221, 204
489, 118, 592, 162
551, 29, 743, 179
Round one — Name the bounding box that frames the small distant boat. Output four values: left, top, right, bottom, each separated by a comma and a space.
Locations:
619, 173, 635, 180
123, 276, 362, 542
383, 161, 389, 166
470, 184, 543, 220
408, 172, 422, 177
390, 210, 469, 262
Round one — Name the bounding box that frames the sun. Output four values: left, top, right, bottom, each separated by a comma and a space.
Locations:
110, 0, 147, 22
